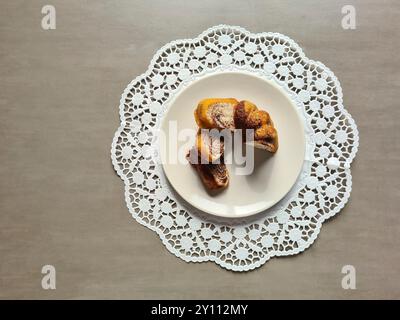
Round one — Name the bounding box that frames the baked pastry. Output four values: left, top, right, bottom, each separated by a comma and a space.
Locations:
194, 98, 238, 130
194, 99, 279, 153
234, 100, 279, 153
187, 130, 228, 190
195, 128, 224, 164
189, 98, 278, 191
187, 150, 229, 190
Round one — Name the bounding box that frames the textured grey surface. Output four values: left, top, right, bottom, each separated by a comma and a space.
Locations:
1, 0, 399, 299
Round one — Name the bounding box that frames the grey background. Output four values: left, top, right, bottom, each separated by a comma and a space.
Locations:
1, 0, 399, 299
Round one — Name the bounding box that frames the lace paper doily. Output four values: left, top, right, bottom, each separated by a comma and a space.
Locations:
111, 25, 359, 271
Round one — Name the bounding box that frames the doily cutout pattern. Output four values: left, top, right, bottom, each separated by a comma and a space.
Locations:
111, 25, 359, 271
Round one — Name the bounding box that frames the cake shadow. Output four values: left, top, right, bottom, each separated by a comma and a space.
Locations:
243, 147, 275, 193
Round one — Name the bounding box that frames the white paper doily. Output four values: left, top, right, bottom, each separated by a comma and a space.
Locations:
111, 25, 359, 271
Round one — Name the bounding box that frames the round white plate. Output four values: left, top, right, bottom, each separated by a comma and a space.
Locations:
159, 71, 305, 218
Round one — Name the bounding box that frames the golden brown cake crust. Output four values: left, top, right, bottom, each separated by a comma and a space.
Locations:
194, 99, 278, 153
233, 100, 278, 153
233, 101, 247, 129
190, 98, 279, 190
194, 98, 238, 129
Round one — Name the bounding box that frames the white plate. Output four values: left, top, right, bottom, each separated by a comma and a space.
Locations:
159, 71, 305, 218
